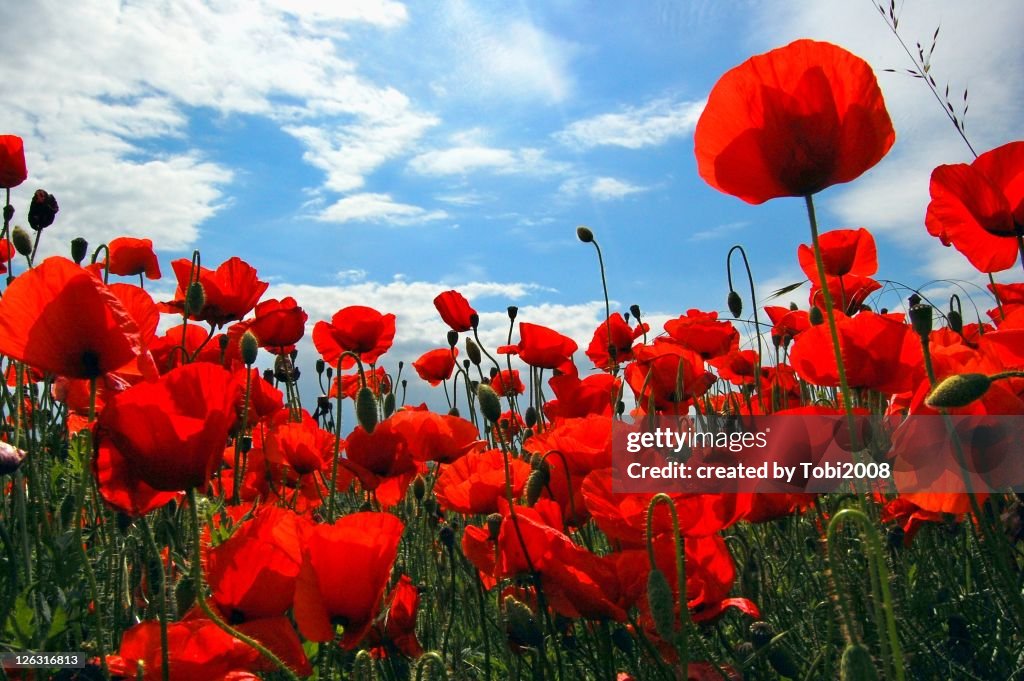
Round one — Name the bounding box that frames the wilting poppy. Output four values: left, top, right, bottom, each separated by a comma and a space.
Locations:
293, 512, 404, 648
435, 448, 531, 515
797, 227, 878, 278
106, 237, 161, 280
167, 256, 269, 326
247, 297, 307, 350
366, 574, 423, 658
27, 189, 58, 231
313, 305, 396, 369
412, 347, 457, 386
517, 322, 578, 370
95, 362, 238, 515
925, 140, 1024, 272
0, 256, 146, 379
694, 39, 895, 204
0, 135, 28, 189
434, 290, 477, 332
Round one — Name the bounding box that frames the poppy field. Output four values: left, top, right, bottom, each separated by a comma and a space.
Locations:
3, 28, 1024, 681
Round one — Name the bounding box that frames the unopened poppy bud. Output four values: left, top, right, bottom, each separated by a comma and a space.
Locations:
749, 620, 774, 648
446, 330, 459, 347
524, 406, 538, 428
315, 358, 325, 375
70, 237, 88, 264
412, 475, 426, 501
185, 281, 205, 316
525, 467, 549, 505
383, 392, 396, 418
462, 359, 471, 370
486, 513, 503, 540
727, 290, 743, 318
469, 312, 480, 329
948, 309, 963, 334
629, 304, 642, 320
477, 383, 502, 424
909, 303, 933, 338
908, 293, 922, 307
239, 435, 252, 454
0, 441, 27, 475
507, 305, 518, 321
439, 524, 455, 550
27, 189, 58, 231
2, 205, 13, 222
274, 355, 293, 382
503, 596, 543, 649
466, 338, 482, 366
11, 226, 32, 257
616, 400, 626, 415
839, 643, 878, 681
325, 366, 333, 381
809, 306, 824, 325
423, 497, 439, 517
355, 387, 378, 433
240, 330, 259, 366
447, 406, 460, 417
576, 225, 594, 243
647, 568, 675, 643
925, 373, 991, 409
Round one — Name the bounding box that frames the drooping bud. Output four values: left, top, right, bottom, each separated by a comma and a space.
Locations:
647, 568, 676, 643
727, 290, 743, 318
809, 306, 824, 326
469, 312, 480, 329
948, 309, 963, 334
185, 281, 205, 317
629, 304, 642, 320
383, 392, 396, 418
909, 303, 933, 338
503, 596, 543, 650
70, 237, 89, 264
446, 330, 459, 347
240, 330, 259, 366
576, 225, 594, 243
925, 373, 991, 409
525, 467, 549, 506
839, 643, 879, 681
465, 338, 482, 366
11, 226, 32, 257
476, 383, 502, 424
356, 387, 378, 433
315, 358, 325, 375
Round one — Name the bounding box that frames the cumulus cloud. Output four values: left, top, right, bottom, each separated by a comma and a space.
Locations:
317, 193, 449, 225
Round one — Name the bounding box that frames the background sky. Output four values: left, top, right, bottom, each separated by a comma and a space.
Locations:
2, 0, 1022, 406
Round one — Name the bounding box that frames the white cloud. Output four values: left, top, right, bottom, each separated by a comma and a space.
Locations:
559, 176, 648, 202
318, 193, 448, 225
556, 98, 707, 150
688, 220, 750, 243
409, 144, 569, 177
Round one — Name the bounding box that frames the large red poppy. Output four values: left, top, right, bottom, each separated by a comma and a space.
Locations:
293, 512, 404, 648
435, 448, 531, 515
247, 297, 307, 350
797, 227, 877, 278
95, 363, 238, 515
167, 256, 269, 326
386, 408, 481, 464
925, 140, 1024, 272
313, 305, 396, 369
106, 237, 162, 280
434, 289, 477, 332
263, 417, 336, 475
517, 322, 578, 370
585, 313, 647, 370
412, 347, 457, 386
694, 39, 895, 204
0, 135, 27, 189
664, 310, 739, 360
0, 256, 145, 379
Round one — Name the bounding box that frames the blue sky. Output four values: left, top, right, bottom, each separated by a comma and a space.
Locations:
2, 0, 1023, 403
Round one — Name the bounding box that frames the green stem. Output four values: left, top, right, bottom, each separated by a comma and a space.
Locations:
140, 518, 170, 681
644, 493, 689, 674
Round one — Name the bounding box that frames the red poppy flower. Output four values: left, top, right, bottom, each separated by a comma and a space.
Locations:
149, 324, 224, 373
95, 362, 238, 516
490, 369, 526, 397
624, 340, 716, 414
694, 39, 895, 204
387, 409, 481, 464
106, 237, 161, 280
810, 274, 881, 316
293, 512, 404, 648
925, 140, 1024, 272
264, 418, 335, 475
434, 290, 477, 332
167, 256, 269, 326
313, 306, 396, 369
0, 135, 27, 189
412, 347, 457, 386
585, 313, 648, 370
797, 227, 877, 278
330, 366, 392, 400
664, 310, 739, 360
0, 256, 145, 379
366, 574, 423, 658
517, 322, 578, 369
247, 297, 307, 350
545, 373, 620, 420
0, 240, 12, 275
764, 305, 810, 345
435, 448, 531, 515
343, 418, 418, 496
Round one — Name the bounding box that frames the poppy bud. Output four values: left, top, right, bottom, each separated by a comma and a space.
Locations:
503, 596, 543, 650
925, 373, 991, 409
749, 621, 774, 648
839, 643, 878, 681
2, 205, 13, 222
727, 290, 743, 318
315, 358, 325, 375
27, 189, 58, 231
446, 330, 459, 347
240, 330, 259, 366
70, 237, 88, 264
908, 293, 922, 307
525, 467, 549, 506
477, 383, 502, 424
325, 366, 333, 381
524, 406, 538, 429
507, 306, 518, 321
465, 338, 482, 366
447, 406, 460, 418
185, 281, 205, 317
423, 497, 439, 518
412, 475, 426, 501
383, 392, 396, 418
576, 225, 594, 243
909, 303, 933, 338
629, 304, 642, 320
262, 369, 275, 384
0, 441, 27, 475
439, 524, 455, 550
809, 306, 824, 325
11, 226, 32, 257
948, 309, 963, 334
356, 386, 378, 433
647, 568, 676, 643
486, 513, 503, 540
469, 312, 480, 329
462, 359, 471, 370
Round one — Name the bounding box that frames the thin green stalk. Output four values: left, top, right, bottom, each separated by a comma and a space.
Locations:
140, 517, 170, 681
